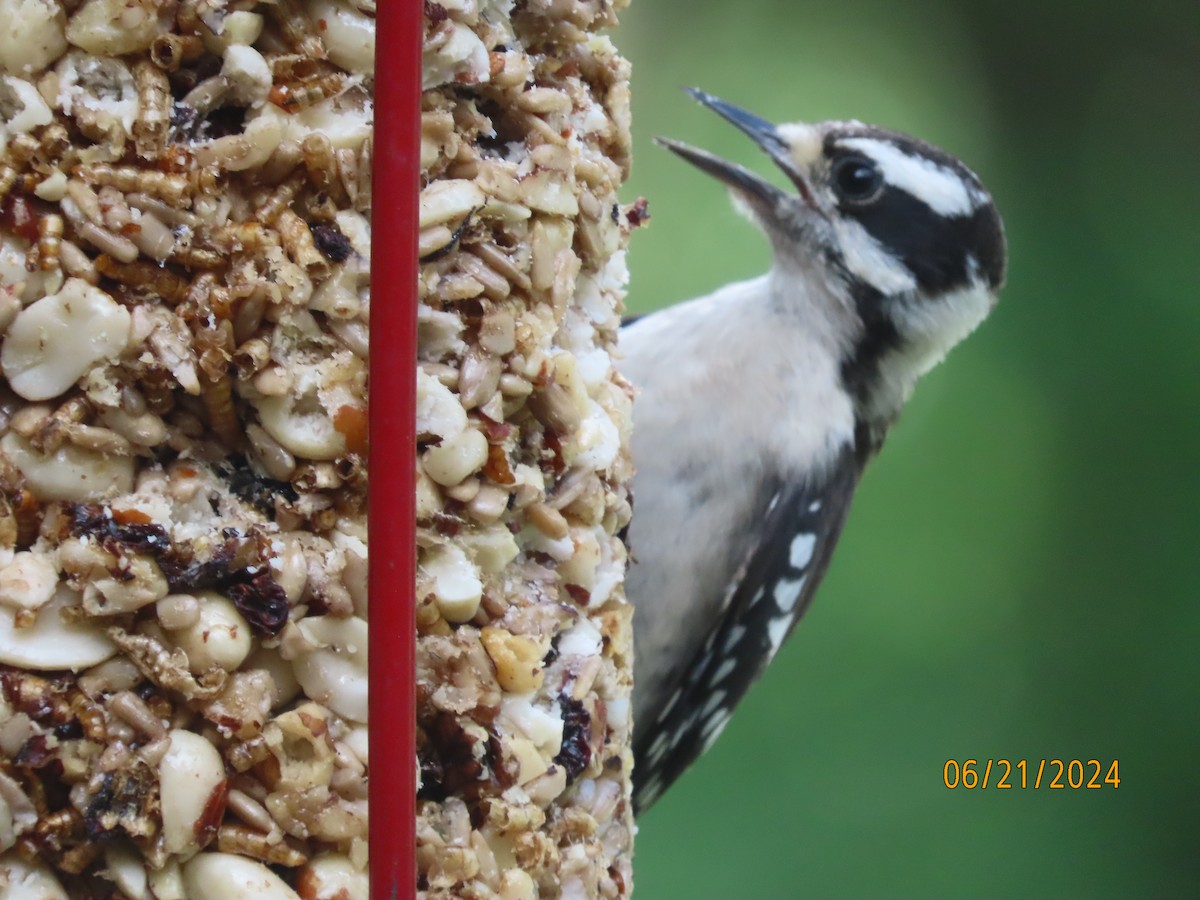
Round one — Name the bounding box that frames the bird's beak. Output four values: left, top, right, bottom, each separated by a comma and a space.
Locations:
656, 88, 817, 211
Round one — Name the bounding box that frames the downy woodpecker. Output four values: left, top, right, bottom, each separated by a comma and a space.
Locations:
620, 89, 1007, 812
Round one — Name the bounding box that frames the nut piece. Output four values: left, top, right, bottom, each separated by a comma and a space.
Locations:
0, 582, 116, 670
0, 76, 53, 140
0, 431, 135, 501
295, 852, 368, 900
421, 543, 482, 624
66, 0, 162, 55
0, 551, 58, 611
416, 368, 468, 440
0, 0, 66, 77
159, 729, 228, 855
255, 390, 347, 461
481, 627, 545, 693
173, 591, 254, 673
305, 0, 374, 75
1, 278, 131, 401
0, 853, 69, 899
419, 179, 485, 229
182, 852, 301, 900
422, 429, 488, 487
292, 616, 368, 723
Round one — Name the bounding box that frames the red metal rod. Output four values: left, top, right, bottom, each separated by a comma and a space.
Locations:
370, 1, 420, 897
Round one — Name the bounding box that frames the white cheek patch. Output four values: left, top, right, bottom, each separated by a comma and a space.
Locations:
878, 275, 995, 397
840, 137, 981, 216
831, 217, 918, 295
863, 271, 998, 424
891, 274, 995, 352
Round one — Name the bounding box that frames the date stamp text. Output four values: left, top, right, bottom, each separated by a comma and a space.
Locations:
943, 759, 1120, 790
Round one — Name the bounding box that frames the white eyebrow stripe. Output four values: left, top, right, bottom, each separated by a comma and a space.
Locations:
840, 137, 977, 216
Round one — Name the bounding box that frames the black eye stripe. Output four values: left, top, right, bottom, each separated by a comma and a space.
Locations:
837, 185, 1004, 295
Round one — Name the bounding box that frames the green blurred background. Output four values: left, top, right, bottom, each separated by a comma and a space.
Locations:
616, 1, 1200, 896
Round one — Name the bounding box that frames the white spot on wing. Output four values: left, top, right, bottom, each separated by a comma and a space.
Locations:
639, 775, 664, 809
671, 711, 699, 748
773, 575, 806, 613
808, 500, 821, 513
656, 687, 682, 723
700, 712, 731, 754
711, 657, 737, 686
789, 533, 816, 570
700, 689, 727, 719
646, 731, 669, 765
766, 614, 791, 659
841, 137, 978, 216
723, 624, 747, 651
702, 710, 731, 738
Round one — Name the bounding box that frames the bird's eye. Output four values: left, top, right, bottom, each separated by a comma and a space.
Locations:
831, 155, 884, 204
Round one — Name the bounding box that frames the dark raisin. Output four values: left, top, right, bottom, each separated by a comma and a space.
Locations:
554, 696, 591, 782
225, 573, 291, 636
310, 223, 354, 262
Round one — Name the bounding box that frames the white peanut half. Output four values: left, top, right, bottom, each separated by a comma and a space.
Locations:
421, 428, 488, 487
54, 51, 137, 134
421, 21, 489, 91
102, 844, 147, 900
421, 542, 482, 624
252, 96, 373, 153
159, 729, 227, 856
254, 390, 346, 461
0, 852, 69, 900
65, 0, 162, 56
199, 11, 264, 54
416, 367, 467, 441
221, 44, 272, 107
0, 0, 66, 77
0, 583, 116, 671
1, 432, 135, 501
292, 615, 367, 723
0, 77, 53, 151
146, 859, 185, 900
418, 179, 486, 229
172, 591, 253, 673
85, 554, 168, 615
1, 278, 131, 401
306, 0, 374, 75
0, 552, 58, 612
182, 853, 300, 900
295, 852, 368, 900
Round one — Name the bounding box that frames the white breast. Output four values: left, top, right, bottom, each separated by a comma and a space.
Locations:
618, 274, 855, 724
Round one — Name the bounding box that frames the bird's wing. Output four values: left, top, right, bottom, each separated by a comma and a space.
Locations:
632, 445, 860, 812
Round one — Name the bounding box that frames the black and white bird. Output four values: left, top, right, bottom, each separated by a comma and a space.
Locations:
620, 89, 1006, 812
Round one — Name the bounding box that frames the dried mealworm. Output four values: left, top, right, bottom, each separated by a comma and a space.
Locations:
133, 61, 171, 159
265, 0, 326, 59
94, 255, 190, 304
36, 214, 63, 272
268, 72, 348, 113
